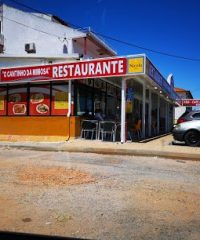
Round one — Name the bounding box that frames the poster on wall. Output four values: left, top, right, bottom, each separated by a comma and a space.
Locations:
51, 85, 68, 115
29, 85, 50, 115
0, 87, 7, 115
8, 87, 27, 116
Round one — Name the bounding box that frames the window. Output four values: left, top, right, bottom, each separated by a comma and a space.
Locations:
51, 83, 69, 116
0, 87, 7, 115
8, 85, 28, 116
192, 113, 200, 119
29, 84, 50, 116
1, 82, 72, 116
76, 83, 93, 116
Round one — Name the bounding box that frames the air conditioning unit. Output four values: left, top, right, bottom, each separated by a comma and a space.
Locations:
0, 34, 4, 53
25, 43, 36, 53
0, 34, 4, 45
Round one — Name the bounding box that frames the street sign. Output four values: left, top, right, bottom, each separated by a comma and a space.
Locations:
181, 99, 200, 106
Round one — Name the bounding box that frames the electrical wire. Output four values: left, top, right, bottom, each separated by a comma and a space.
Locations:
4, 16, 62, 38
91, 31, 200, 62
4, 0, 200, 62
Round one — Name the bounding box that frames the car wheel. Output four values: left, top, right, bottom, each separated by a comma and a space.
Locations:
184, 130, 200, 147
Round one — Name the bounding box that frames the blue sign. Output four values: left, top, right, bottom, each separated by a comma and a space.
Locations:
126, 87, 134, 101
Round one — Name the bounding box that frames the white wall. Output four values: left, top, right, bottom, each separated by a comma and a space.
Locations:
175, 106, 186, 123
1, 4, 85, 56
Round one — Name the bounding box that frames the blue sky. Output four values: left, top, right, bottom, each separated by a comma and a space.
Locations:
6, 0, 200, 98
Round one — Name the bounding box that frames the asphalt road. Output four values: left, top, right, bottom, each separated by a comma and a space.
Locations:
0, 148, 200, 240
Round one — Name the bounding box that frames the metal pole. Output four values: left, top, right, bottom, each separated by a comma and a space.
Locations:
67, 80, 72, 117
120, 78, 126, 143
142, 83, 146, 138
165, 102, 169, 132
157, 94, 160, 134
148, 89, 152, 137
165, 101, 168, 132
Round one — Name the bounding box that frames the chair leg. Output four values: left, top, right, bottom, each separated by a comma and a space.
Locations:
113, 132, 116, 142
128, 131, 132, 141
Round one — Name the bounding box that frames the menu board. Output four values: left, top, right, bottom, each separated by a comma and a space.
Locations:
51, 85, 68, 115
0, 87, 7, 115
29, 85, 50, 115
8, 87, 27, 116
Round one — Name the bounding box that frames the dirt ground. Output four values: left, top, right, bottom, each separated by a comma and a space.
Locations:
0, 148, 199, 240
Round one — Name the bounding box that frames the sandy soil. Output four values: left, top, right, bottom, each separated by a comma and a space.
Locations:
0, 149, 199, 240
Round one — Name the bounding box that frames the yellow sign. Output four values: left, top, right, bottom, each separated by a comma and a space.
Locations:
54, 92, 68, 109
0, 95, 4, 111
128, 57, 144, 73
126, 101, 133, 113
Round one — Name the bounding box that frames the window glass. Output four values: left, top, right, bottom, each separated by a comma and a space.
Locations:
192, 113, 200, 119
29, 84, 50, 116
8, 86, 27, 116
107, 83, 116, 97
76, 84, 93, 116
0, 87, 7, 115
51, 84, 68, 116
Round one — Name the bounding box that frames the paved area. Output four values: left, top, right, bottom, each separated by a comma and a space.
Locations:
0, 149, 199, 240
0, 135, 200, 161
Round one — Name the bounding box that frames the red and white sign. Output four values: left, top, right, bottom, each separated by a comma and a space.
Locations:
181, 99, 200, 106
0, 57, 127, 83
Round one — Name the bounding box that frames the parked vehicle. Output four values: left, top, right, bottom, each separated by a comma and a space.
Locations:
177, 110, 200, 124
172, 120, 200, 146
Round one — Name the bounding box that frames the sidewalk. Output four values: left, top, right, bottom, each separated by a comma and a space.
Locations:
0, 134, 200, 161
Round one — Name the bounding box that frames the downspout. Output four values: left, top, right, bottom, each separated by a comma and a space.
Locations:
66, 80, 72, 141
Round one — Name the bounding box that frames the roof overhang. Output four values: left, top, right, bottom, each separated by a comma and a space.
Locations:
0, 54, 178, 101
0, 53, 80, 59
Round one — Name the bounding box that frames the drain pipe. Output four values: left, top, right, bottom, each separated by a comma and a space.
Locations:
66, 80, 72, 141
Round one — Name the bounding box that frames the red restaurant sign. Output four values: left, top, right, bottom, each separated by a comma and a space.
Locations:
0, 58, 127, 82
181, 99, 200, 106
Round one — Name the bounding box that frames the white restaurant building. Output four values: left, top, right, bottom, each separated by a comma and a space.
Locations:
0, 4, 181, 142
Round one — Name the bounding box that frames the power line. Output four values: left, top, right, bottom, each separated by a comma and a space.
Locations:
90, 31, 200, 62
6, 0, 83, 30
4, 0, 200, 62
4, 16, 61, 38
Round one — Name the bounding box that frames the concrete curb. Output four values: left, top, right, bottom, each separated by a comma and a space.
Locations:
1, 143, 200, 161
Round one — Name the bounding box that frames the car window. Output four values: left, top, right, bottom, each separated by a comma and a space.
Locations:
192, 113, 200, 119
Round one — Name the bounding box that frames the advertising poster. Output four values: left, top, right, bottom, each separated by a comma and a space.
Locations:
51, 85, 68, 115
29, 85, 50, 115
8, 87, 27, 116
126, 101, 133, 113
126, 87, 134, 113
0, 87, 6, 115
